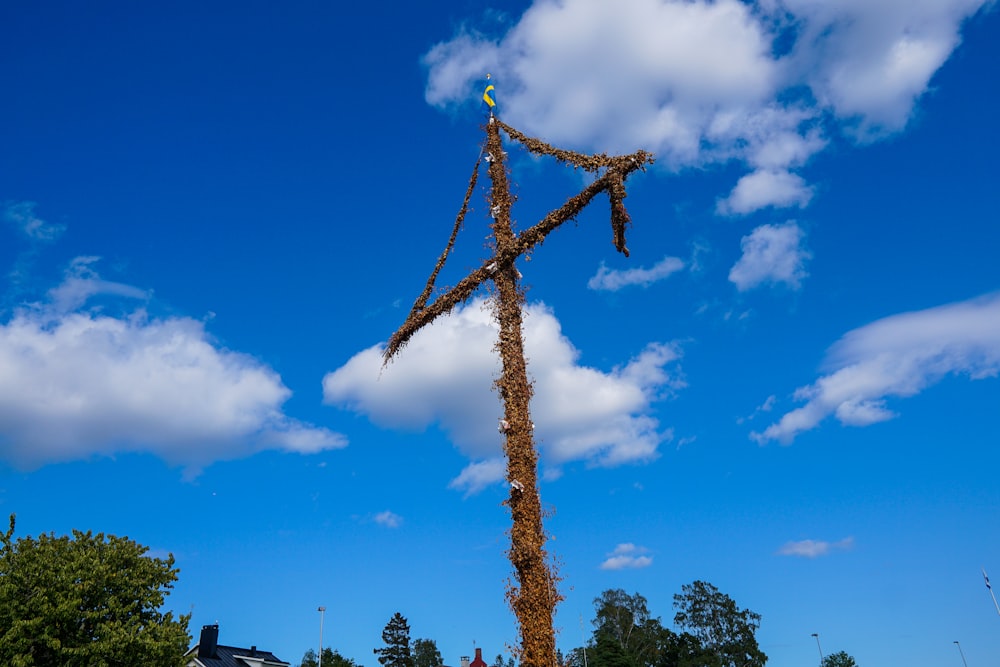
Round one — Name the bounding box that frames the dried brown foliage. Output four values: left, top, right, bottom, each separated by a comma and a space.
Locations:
407, 154, 482, 320
383, 116, 652, 667
384, 121, 652, 363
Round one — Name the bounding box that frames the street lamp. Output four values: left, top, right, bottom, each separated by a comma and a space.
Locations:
318, 607, 326, 667
811, 633, 823, 666
954, 640, 969, 667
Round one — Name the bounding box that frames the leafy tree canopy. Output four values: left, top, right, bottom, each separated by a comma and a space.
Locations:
591, 631, 637, 667
655, 629, 722, 667
0, 514, 191, 667
493, 653, 517, 667
592, 588, 672, 667
821, 651, 857, 667
567, 584, 765, 667
593, 590, 653, 654
413, 638, 441, 667
563, 646, 587, 667
301, 647, 362, 667
673, 581, 766, 667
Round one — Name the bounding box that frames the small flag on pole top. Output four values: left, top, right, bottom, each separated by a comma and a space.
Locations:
483, 73, 496, 115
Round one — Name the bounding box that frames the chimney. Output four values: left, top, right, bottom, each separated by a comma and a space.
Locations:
250, 646, 257, 657
198, 624, 219, 659
470, 648, 488, 667
461, 656, 470, 667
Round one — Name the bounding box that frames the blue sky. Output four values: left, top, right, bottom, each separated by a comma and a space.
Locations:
2, 1, 999, 666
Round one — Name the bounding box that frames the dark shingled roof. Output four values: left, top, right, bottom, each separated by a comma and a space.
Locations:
187, 643, 289, 667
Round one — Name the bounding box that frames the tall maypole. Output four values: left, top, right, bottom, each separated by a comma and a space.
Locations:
384, 82, 653, 667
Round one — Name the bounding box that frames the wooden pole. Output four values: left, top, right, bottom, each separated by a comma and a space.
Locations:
383, 114, 652, 667
485, 117, 559, 667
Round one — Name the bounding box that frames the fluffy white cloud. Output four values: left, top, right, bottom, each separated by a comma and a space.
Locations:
753, 292, 1000, 443
448, 458, 507, 496
600, 542, 653, 570
781, 0, 987, 139
777, 536, 854, 558
423, 0, 989, 208
323, 298, 683, 494
0, 260, 345, 471
426, 0, 781, 163
374, 510, 403, 528
588, 255, 685, 291
717, 170, 813, 215
729, 222, 810, 291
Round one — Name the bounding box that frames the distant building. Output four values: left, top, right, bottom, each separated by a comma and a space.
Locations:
471, 648, 489, 667
186, 624, 290, 667
459, 647, 490, 667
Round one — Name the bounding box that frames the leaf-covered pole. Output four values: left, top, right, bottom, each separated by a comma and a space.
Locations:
383, 114, 652, 667
383, 134, 651, 363
485, 116, 560, 667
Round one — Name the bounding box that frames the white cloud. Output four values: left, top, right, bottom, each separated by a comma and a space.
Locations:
600, 542, 653, 570
425, 0, 783, 163
738, 394, 777, 424
449, 457, 507, 496
777, 536, 855, 558
753, 292, 1000, 443
323, 298, 683, 493
45, 256, 150, 314
588, 255, 685, 291
717, 170, 813, 215
3, 201, 65, 242
729, 221, 810, 291
423, 0, 988, 202
374, 510, 403, 528
782, 0, 987, 139
0, 259, 346, 471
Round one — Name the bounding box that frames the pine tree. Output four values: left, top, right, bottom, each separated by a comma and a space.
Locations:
374, 613, 413, 667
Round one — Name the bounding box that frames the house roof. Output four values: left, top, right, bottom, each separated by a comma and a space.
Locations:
186, 643, 290, 667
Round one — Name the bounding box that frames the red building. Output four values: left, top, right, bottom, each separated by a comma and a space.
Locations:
460, 647, 490, 667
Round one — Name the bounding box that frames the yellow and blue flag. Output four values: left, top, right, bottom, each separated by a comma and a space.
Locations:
482, 74, 496, 115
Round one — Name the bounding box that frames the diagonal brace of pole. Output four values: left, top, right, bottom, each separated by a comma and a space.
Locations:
384, 131, 651, 363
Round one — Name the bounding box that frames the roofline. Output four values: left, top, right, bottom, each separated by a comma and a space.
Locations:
184, 644, 289, 667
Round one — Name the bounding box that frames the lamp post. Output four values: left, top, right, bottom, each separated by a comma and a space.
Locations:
811, 633, 823, 666
318, 606, 326, 667
954, 640, 969, 667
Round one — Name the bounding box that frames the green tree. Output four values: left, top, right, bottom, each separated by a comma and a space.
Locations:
821, 651, 856, 667
672, 581, 766, 667
0, 514, 191, 667
593, 590, 651, 652
301, 649, 321, 667
373, 613, 413, 667
591, 631, 636, 667
301, 648, 362, 667
654, 629, 721, 667
563, 647, 587, 667
592, 589, 663, 667
413, 639, 441, 667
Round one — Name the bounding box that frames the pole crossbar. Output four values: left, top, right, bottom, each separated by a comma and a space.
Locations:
385, 123, 652, 363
